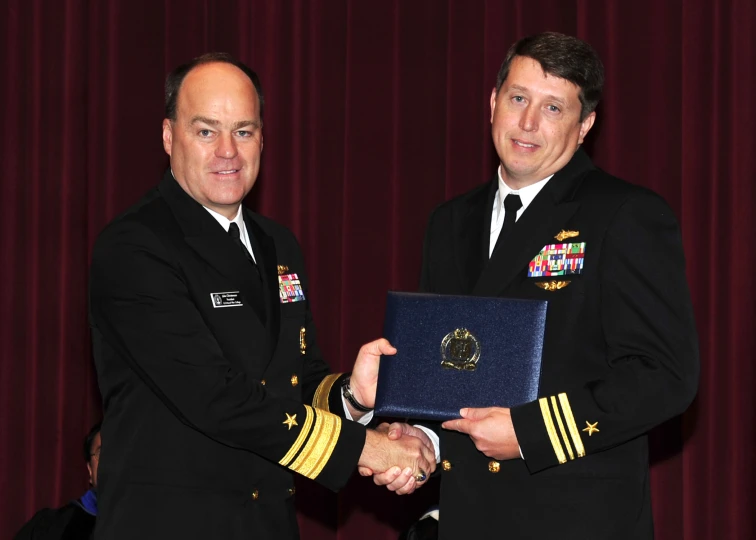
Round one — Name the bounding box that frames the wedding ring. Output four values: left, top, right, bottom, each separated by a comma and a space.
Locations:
414, 469, 427, 482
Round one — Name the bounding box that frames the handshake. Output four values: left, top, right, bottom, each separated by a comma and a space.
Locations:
357, 422, 437, 495
348, 339, 437, 496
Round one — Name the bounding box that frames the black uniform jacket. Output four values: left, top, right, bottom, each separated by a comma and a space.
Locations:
420, 149, 699, 539
89, 171, 362, 540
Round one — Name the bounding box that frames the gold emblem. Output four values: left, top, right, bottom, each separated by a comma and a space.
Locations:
283, 413, 298, 430
554, 230, 579, 242
535, 280, 571, 291
291, 374, 299, 387
488, 460, 501, 473
582, 421, 599, 436
441, 328, 481, 371
442, 460, 452, 471
300, 327, 306, 355
251, 489, 259, 500
277, 265, 289, 275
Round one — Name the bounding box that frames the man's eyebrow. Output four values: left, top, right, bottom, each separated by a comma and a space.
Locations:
231, 119, 261, 130
189, 117, 260, 130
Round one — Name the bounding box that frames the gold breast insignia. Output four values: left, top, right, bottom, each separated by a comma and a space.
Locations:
277, 265, 290, 276
441, 328, 481, 371
554, 230, 579, 242
535, 280, 571, 291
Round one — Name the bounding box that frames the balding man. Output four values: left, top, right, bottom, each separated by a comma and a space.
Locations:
89, 53, 434, 540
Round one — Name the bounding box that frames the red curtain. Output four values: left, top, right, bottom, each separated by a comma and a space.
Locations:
1, 1, 754, 538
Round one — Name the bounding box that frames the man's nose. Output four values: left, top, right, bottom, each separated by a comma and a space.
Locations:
519, 105, 539, 132
215, 133, 238, 159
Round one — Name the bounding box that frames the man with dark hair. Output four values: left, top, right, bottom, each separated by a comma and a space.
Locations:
14, 423, 101, 540
89, 53, 434, 539
381, 32, 699, 538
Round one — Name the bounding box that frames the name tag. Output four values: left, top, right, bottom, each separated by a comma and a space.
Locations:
210, 291, 243, 308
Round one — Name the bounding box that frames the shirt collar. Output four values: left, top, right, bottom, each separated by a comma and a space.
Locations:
496, 166, 553, 211
202, 204, 244, 233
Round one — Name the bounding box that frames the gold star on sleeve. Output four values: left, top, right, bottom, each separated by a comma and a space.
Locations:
278, 405, 342, 481
283, 413, 298, 430
582, 421, 599, 436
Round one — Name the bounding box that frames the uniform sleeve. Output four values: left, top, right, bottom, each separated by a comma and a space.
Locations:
90, 220, 365, 491
511, 192, 699, 473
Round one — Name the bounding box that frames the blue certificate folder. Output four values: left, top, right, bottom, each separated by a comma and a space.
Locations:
374, 292, 547, 421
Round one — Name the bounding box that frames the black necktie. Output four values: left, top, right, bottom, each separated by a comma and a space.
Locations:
228, 222, 261, 280
492, 193, 523, 256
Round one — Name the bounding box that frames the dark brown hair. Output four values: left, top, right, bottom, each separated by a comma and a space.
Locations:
495, 32, 604, 121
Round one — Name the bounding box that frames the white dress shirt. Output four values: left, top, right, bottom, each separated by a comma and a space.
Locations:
489, 168, 553, 257
203, 205, 258, 263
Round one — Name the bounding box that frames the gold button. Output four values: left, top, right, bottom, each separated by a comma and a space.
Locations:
291, 374, 299, 387
261, 379, 266, 386
442, 460, 452, 471
288, 487, 296, 496
488, 461, 500, 473
251, 489, 259, 500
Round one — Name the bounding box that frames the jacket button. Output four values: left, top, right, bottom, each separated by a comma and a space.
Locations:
288, 487, 296, 496
291, 374, 299, 387
488, 461, 500, 473
251, 489, 259, 500
442, 460, 452, 471
261, 379, 266, 386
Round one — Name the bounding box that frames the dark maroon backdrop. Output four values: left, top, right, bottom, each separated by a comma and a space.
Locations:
2, 1, 754, 538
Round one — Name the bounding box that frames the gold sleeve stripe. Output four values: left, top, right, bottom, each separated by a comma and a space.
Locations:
313, 373, 342, 412
288, 409, 342, 480
550, 396, 574, 461
279, 405, 315, 467
539, 397, 567, 464
305, 412, 342, 480
558, 393, 585, 458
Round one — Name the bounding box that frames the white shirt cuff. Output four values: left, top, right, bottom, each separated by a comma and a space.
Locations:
342, 394, 374, 425
414, 424, 441, 462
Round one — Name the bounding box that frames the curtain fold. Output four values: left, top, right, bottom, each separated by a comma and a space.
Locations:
1, 1, 753, 538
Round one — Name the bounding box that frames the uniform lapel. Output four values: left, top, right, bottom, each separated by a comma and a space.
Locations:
455, 181, 497, 293
471, 149, 595, 297
158, 171, 268, 328
244, 210, 280, 357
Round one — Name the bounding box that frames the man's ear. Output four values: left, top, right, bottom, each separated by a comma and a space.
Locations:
577, 111, 596, 145
489, 88, 498, 124
162, 118, 173, 156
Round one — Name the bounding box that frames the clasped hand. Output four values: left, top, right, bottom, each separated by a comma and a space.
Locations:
358, 423, 436, 495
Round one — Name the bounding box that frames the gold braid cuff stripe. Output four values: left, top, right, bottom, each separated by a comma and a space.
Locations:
288, 409, 342, 480
313, 373, 342, 412
558, 393, 585, 458
539, 398, 567, 464
551, 396, 575, 461
279, 405, 315, 467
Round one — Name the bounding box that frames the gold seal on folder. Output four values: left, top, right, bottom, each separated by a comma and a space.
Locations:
440, 328, 481, 371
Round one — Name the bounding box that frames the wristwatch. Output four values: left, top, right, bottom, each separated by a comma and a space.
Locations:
341, 375, 373, 413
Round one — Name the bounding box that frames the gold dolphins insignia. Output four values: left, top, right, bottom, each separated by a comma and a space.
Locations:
535, 280, 571, 291
554, 230, 579, 242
